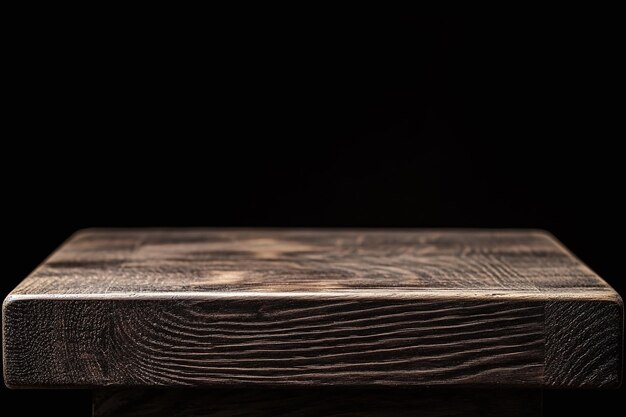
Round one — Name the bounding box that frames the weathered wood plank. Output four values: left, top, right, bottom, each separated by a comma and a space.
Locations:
92, 388, 543, 417
3, 229, 622, 388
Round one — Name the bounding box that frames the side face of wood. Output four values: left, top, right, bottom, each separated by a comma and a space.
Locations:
545, 299, 623, 388
4, 297, 545, 388
92, 388, 543, 417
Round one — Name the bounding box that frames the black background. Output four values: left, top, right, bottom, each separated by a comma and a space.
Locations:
2, 15, 623, 415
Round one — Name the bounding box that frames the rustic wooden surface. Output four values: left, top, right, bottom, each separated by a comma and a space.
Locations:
3, 229, 622, 389
93, 388, 542, 417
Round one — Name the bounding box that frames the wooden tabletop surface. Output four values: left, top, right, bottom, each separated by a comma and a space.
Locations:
3, 229, 622, 389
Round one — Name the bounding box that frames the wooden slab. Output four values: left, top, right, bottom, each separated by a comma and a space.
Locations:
93, 388, 542, 417
3, 229, 622, 388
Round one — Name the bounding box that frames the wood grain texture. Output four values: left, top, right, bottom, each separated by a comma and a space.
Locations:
3, 229, 622, 389
545, 300, 622, 388
5, 228, 619, 295
3, 298, 545, 387
92, 388, 542, 417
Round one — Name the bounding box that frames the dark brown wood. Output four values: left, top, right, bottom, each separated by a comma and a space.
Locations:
92, 388, 542, 417
3, 229, 622, 389
4, 298, 545, 387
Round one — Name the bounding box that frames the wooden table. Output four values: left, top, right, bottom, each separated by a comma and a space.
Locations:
3, 229, 622, 416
